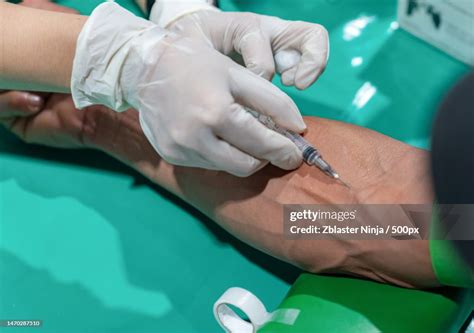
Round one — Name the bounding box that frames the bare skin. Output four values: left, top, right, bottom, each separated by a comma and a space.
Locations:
0, 93, 438, 288
0, 2, 86, 91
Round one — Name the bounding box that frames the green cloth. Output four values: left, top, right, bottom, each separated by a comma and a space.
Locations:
259, 274, 472, 333
430, 208, 474, 288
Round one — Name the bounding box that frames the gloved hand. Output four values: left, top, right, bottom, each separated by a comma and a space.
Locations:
71, 2, 306, 177
150, 0, 329, 90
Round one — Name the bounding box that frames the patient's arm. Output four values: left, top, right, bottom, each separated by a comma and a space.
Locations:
83, 106, 437, 288
0, 94, 437, 288
0, 2, 85, 92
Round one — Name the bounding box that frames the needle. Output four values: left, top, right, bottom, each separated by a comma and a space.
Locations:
331, 172, 351, 189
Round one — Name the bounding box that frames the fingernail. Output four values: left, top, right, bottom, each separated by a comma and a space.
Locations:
26, 94, 43, 112
295, 118, 307, 133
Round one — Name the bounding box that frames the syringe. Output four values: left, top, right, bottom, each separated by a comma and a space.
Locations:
247, 109, 350, 187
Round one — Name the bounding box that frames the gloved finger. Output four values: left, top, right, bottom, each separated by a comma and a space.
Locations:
229, 67, 306, 133
215, 104, 303, 170
281, 66, 297, 86
0, 91, 45, 119
294, 25, 329, 90
204, 132, 267, 177
236, 30, 276, 81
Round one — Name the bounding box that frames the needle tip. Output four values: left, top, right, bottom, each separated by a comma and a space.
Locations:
331, 171, 351, 188
338, 178, 351, 189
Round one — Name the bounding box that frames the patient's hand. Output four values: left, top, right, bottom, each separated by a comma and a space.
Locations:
0, 92, 93, 148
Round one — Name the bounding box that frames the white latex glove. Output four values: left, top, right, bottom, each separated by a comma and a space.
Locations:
71, 2, 305, 177
150, 0, 329, 90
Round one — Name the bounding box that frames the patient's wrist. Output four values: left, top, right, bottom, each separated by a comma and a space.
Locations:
82, 107, 170, 183
82, 106, 134, 152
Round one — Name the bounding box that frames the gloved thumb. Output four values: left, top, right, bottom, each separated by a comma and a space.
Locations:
236, 30, 276, 81
0, 91, 45, 119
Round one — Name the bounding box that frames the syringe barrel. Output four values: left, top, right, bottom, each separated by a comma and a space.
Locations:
282, 131, 310, 150
248, 109, 340, 180
249, 109, 316, 159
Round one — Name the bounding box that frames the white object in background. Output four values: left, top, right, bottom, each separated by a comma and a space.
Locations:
466, 317, 474, 333
397, 0, 474, 65
214, 287, 300, 333
214, 287, 270, 333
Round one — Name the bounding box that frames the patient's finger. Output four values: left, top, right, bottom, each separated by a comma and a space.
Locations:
0, 91, 45, 118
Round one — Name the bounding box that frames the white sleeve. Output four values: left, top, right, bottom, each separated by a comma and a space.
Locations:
149, 0, 219, 27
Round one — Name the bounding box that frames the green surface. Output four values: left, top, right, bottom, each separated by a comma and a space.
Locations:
0, 1, 471, 333
431, 208, 474, 288
259, 274, 473, 333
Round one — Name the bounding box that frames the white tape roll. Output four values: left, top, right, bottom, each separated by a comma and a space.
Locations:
213, 287, 301, 332
213, 287, 270, 333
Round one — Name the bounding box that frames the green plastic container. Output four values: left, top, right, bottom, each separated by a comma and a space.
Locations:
260, 274, 472, 332
214, 274, 473, 332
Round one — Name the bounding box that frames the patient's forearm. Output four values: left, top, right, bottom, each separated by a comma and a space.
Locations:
85, 108, 437, 288
0, 2, 86, 92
